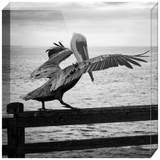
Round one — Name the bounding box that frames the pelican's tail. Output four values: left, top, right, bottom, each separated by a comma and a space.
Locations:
19, 94, 30, 101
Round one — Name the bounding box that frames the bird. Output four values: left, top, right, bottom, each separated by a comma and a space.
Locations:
20, 33, 149, 111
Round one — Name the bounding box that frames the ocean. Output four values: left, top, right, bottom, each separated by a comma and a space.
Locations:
2, 46, 158, 158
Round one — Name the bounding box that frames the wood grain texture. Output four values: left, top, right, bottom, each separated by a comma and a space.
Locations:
3, 135, 158, 155
15, 105, 158, 128
3, 105, 158, 129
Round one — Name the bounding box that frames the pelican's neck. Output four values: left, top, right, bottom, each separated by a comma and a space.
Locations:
70, 40, 80, 59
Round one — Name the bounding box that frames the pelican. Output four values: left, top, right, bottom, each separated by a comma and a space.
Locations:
20, 33, 149, 110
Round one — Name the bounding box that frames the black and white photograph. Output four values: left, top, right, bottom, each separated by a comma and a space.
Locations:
2, 1, 158, 158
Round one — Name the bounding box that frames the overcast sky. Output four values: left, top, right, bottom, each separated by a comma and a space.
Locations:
4, 2, 157, 47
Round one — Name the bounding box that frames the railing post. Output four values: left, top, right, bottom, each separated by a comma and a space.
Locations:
7, 102, 25, 158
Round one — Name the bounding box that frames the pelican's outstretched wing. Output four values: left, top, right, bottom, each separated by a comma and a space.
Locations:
30, 49, 72, 79
49, 50, 149, 91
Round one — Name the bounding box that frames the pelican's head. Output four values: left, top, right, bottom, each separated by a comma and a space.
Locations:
70, 33, 89, 61
70, 32, 94, 81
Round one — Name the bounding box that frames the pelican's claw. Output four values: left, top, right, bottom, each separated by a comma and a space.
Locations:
63, 105, 80, 110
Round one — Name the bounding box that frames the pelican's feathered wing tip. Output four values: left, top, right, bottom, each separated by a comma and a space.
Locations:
45, 42, 67, 59
58, 41, 64, 47
133, 50, 150, 57
53, 42, 60, 47
52, 42, 65, 48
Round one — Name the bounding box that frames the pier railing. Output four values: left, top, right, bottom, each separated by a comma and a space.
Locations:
2, 102, 158, 158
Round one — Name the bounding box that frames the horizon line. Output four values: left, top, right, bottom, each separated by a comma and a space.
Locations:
5, 45, 153, 48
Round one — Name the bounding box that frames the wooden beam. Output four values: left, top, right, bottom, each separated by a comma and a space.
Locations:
17, 105, 158, 118
17, 105, 157, 128
3, 105, 158, 129
3, 135, 158, 155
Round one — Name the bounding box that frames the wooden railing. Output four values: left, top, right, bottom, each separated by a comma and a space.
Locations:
2, 102, 158, 158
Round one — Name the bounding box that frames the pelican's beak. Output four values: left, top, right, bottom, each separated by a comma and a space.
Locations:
88, 71, 94, 82
77, 41, 94, 81
71, 33, 94, 82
